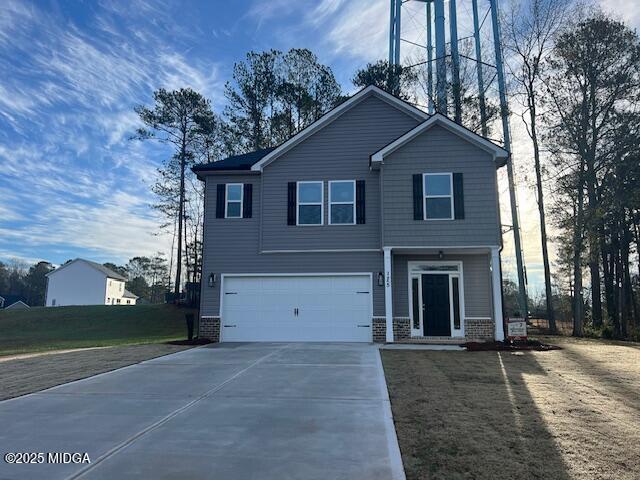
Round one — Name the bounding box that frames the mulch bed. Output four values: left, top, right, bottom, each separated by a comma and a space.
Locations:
464, 339, 562, 351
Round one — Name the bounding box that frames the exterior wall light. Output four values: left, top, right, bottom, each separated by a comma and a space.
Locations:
208, 273, 217, 288
438, 250, 445, 260
377, 272, 384, 287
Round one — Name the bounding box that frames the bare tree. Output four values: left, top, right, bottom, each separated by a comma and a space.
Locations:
134, 88, 216, 297
503, 0, 585, 332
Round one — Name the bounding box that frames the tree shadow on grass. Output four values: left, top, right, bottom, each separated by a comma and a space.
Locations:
382, 349, 571, 480
552, 344, 640, 412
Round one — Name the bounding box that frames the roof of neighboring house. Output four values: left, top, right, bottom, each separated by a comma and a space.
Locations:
0, 294, 28, 309
46, 258, 128, 281
5, 300, 30, 310
123, 289, 138, 299
192, 147, 276, 174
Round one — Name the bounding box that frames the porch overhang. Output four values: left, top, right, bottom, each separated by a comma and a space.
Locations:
382, 245, 505, 343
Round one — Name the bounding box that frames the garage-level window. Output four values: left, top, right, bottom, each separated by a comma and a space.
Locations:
329, 180, 355, 225
297, 181, 323, 225
423, 173, 453, 220
225, 184, 243, 218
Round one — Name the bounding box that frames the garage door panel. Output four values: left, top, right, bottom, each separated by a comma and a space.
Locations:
221, 275, 371, 342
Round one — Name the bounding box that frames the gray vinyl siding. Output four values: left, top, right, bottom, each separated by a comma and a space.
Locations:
200, 175, 385, 318
261, 95, 419, 251
382, 125, 501, 247
392, 254, 493, 318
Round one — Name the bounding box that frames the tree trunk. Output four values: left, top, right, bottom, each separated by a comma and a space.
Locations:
183, 198, 190, 291
620, 208, 632, 338
601, 231, 616, 327
612, 223, 622, 336
586, 170, 603, 327
174, 134, 186, 298
572, 165, 586, 337
527, 97, 556, 332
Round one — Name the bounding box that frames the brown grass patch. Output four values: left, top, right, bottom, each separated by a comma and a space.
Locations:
381, 337, 640, 479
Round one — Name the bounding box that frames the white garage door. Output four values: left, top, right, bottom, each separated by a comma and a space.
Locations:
221, 275, 372, 342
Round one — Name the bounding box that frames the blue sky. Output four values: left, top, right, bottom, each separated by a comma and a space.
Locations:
0, 0, 636, 291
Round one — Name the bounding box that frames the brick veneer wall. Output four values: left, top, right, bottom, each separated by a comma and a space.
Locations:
465, 318, 494, 342
372, 317, 411, 343
200, 316, 220, 342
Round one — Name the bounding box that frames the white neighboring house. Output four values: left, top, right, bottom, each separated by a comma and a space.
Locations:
45, 259, 139, 307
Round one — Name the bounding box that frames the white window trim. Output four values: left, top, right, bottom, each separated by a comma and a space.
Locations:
423, 173, 454, 221
296, 181, 324, 226
225, 183, 244, 219
328, 180, 356, 225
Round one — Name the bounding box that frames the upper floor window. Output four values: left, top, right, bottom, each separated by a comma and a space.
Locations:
297, 181, 323, 225
423, 173, 453, 220
329, 180, 355, 225
225, 184, 243, 218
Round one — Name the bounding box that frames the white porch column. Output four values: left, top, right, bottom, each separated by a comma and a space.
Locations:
491, 247, 505, 341
384, 247, 394, 342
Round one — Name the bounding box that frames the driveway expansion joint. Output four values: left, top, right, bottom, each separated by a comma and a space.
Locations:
65, 344, 291, 480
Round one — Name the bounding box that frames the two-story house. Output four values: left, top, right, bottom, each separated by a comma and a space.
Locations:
45, 258, 139, 307
194, 86, 508, 343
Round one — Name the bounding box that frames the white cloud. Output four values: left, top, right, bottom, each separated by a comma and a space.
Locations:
600, 0, 640, 28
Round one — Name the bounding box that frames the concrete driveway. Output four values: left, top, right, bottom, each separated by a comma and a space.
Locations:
0, 343, 405, 480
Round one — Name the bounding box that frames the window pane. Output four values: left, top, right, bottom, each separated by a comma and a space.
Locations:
227, 184, 242, 201
331, 204, 354, 224
416, 265, 458, 272
298, 205, 321, 224
412, 278, 420, 329
299, 182, 322, 203
452, 277, 461, 330
425, 198, 452, 219
330, 181, 354, 202
424, 174, 451, 196
227, 201, 241, 217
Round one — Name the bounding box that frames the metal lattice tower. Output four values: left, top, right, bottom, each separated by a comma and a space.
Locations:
388, 0, 529, 318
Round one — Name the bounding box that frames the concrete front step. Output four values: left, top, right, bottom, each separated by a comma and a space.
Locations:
396, 337, 466, 345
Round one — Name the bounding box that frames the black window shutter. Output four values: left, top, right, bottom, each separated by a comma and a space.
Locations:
356, 180, 366, 224
453, 173, 465, 219
216, 184, 226, 218
242, 183, 252, 218
287, 182, 296, 225
412, 174, 423, 220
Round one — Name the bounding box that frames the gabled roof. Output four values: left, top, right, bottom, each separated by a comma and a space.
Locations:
371, 113, 509, 167
0, 294, 27, 308
250, 85, 428, 172
46, 258, 128, 281
5, 300, 29, 309
193, 147, 275, 176
123, 289, 138, 299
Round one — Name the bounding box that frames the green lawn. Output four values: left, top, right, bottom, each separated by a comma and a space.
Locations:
0, 304, 197, 356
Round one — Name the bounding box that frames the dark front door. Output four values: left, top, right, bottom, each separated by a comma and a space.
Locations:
422, 274, 451, 336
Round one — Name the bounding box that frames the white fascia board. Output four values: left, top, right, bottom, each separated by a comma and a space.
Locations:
371, 114, 509, 165
45, 258, 80, 277
251, 85, 428, 172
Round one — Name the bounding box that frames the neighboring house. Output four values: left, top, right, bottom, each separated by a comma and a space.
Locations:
45, 259, 139, 307
0, 295, 30, 310
193, 86, 508, 343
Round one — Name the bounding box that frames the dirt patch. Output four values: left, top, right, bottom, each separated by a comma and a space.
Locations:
0, 343, 193, 401
381, 337, 640, 480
